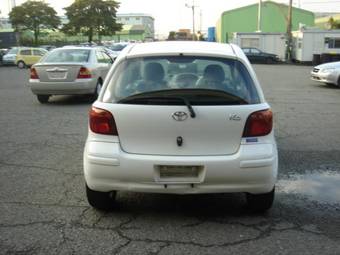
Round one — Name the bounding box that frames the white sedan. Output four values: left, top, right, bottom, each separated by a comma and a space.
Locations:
83, 41, 278, 212
29, 47, 113, 103
310, 61, 340, 87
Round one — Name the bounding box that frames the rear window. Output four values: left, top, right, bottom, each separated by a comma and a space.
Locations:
103, 56, 260, 104
33, 49, 46, 56
42, 49, 91, 63
110, 44, 128, 51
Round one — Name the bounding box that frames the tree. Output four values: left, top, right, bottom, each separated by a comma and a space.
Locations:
63, 0, 122, 43
328, 17, 340, 29
168, 31, 176, 41
197, 31, 205, 41
9, 1, 60, 46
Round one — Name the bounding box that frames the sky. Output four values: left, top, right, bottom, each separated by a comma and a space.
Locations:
1, 0, 340, 37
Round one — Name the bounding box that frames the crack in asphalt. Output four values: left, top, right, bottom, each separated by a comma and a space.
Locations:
152, 242, 172, 255
110, 223, 330, 249
3, 245, 39, 255
0, 201, 88, 208
113, 239, 132, 254
0, 161, 82, 176
0, 220, 56, 228
180, 220, 206, 228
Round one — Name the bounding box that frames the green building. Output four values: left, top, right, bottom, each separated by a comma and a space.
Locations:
216, 1, 315, 43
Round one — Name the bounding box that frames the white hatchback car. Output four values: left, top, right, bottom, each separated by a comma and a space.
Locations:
84, 41, 278, 212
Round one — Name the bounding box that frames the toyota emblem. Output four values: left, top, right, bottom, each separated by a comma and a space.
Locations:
172, 111, 188, 121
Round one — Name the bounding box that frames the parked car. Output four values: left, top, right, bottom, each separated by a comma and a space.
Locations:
29, 46, 114, 103
310, 61, 340, 87
108, 42, 129, 56
2, 47, 18, 65
83, 41, 278, 212
40, 45, 57, 51
0, 49, 8, 65
242, 47, 280, 64
16, 47, 48, 68
104, 48, 119, 60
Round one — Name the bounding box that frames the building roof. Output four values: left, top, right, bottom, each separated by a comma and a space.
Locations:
294, 28, 340, 34
117, 13, 154, 20
221, 0, 314, 17
233, 32, 285, 35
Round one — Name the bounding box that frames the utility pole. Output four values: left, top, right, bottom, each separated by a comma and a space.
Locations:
257, 0, 262, 32
185, 0, 197, 41
286, 0, 293, 62
200, 9, 202, 33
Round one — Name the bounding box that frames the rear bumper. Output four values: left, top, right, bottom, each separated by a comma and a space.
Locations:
84, 141, 278, 195
29, 78, 96, 95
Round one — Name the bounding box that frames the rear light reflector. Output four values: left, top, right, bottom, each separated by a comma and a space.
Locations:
89, 107, 118, 135
243, 109, 273, 137
30, 67, 39, 79
77, 67, 92, 79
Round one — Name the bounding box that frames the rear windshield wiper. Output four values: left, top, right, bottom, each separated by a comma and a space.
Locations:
118, 95, 196, 118
191, 89, 249, 104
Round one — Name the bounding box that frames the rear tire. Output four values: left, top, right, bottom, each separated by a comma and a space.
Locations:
246, 187, 275, 213
93, 80, 103, 100
37, 95, 50, 104
337, 76, 340, 87
266, 58, 273, 64
17, 61, 26, 69
86, 184, 116, 211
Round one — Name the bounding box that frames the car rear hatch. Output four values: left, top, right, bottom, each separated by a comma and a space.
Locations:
99, 100, 268, 156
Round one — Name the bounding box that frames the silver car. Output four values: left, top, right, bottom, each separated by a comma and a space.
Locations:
29, 47, 113, 103
2, 47, 18, 65
310, 61, 340, 87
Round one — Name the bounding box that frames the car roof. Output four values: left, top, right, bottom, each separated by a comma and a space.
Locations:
17, 47, 47, 51
124, 41, 238, 59
61, 46, 95, 50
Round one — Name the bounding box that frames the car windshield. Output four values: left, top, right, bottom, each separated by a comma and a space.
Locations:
103, 56, 260, 105
7, 48, 18, 54
42, 49, 91, 63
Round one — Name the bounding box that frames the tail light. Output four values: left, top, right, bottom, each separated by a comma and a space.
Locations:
30, 67, 39, 79
89, 107, 118, 135
243, 109, 273, 137
77, 67, 92, 79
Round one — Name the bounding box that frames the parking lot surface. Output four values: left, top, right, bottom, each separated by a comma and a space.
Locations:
0, 64, 339, 254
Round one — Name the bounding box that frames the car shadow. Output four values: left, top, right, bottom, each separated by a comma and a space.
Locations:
110, 192, 256, 217
47, 95, 94, 105
315, 83, 340, 89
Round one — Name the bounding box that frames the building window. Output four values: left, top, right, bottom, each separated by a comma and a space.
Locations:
327, 38, 340, 49
125, 18, 129, 21
136, 17, 140, 20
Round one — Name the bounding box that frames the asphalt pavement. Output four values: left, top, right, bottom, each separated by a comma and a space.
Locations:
0, 64, 339, 254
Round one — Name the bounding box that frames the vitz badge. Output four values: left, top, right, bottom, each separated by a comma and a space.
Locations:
229, 114, 241, 121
